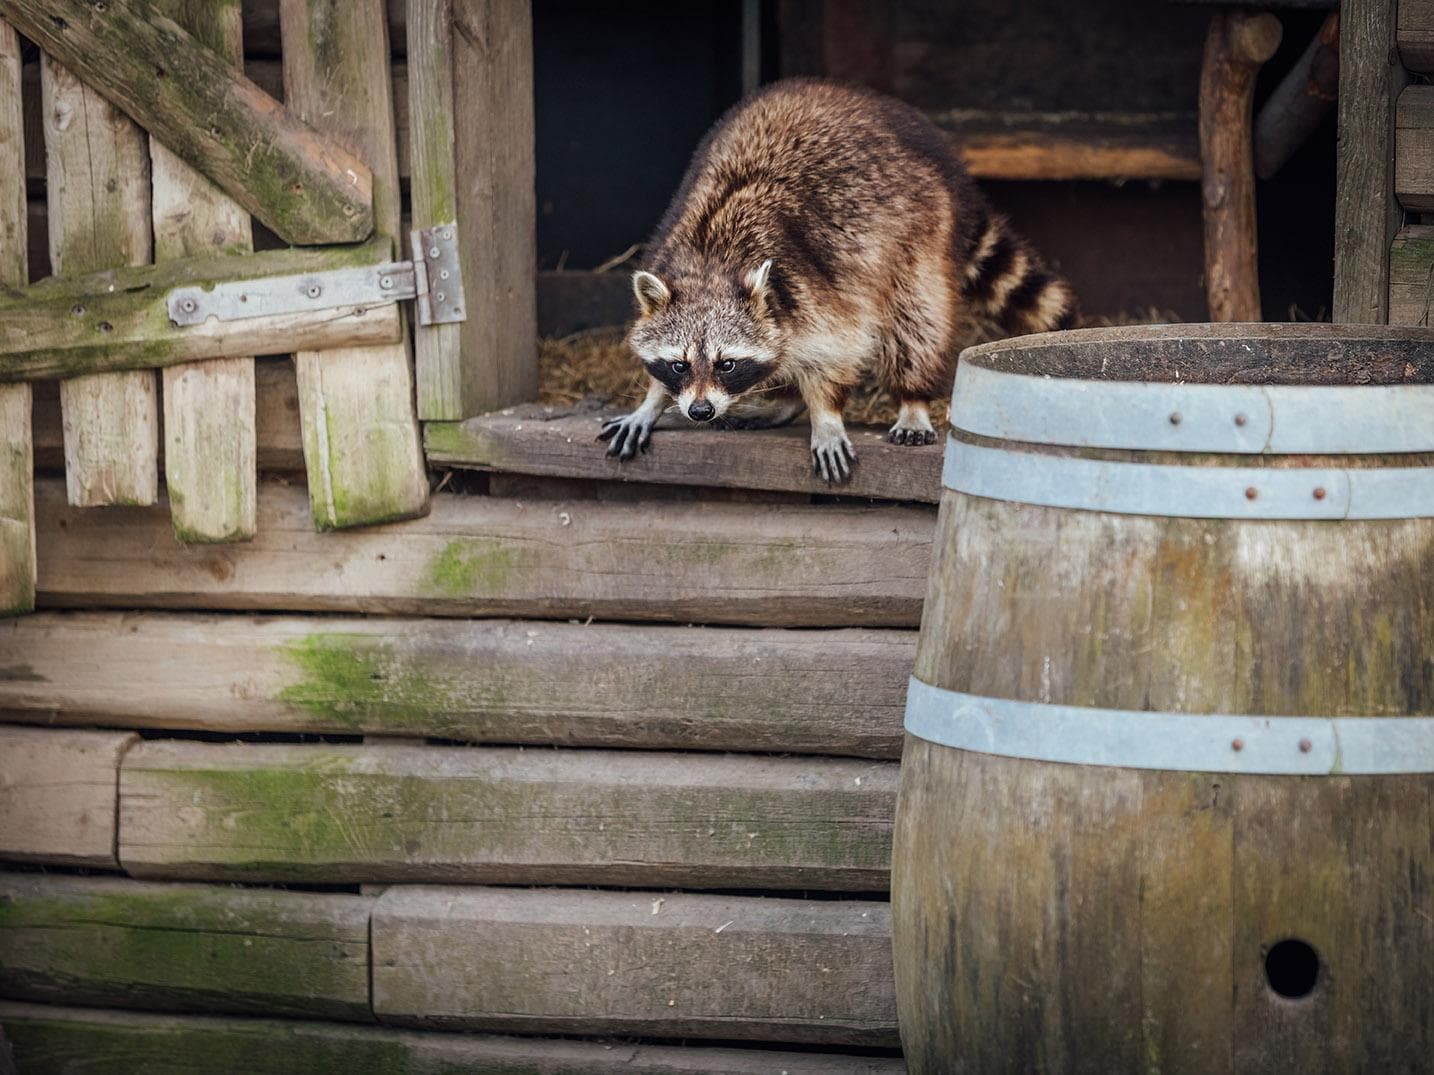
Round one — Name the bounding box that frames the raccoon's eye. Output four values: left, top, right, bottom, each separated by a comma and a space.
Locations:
716, 359, 737, 373
669, 360, 689, 375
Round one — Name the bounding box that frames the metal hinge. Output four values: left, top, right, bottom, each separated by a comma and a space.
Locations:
166, 224, 467, 328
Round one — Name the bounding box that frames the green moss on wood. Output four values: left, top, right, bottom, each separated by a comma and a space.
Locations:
421, 539, 531, 596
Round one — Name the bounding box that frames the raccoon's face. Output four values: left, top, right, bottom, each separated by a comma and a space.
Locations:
626, 261, 781, 422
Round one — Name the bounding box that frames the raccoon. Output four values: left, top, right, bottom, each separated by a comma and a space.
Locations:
598, 78, 1077, 482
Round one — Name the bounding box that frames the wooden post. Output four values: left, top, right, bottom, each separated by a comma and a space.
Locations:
1335, 0, 1406, 323
0, 20, 32, 613
1254, 12, 1340, 180
1198, 10, 1282, 322
151, 0, 254, 544
42, 55, 158, 506
450, 0, 538, 414
281, 0, 429, 530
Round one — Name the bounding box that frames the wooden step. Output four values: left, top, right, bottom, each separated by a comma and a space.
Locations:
0, 612, 912, 759
0, 1003, 906, 1072
117, 740, 896, 890
372, 886, 897, 1046
426, 404, 943, 504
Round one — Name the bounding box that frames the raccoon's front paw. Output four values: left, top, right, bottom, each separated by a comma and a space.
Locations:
596, 412, 654, 460
888, 401, 937, 445
810, 428, 855, 483
887, 424, 936, 446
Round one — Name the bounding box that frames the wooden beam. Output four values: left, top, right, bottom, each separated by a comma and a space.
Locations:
0, 240, 401, 383
42, 52, 158, 506
0, 20, 31, 614
0, 873, 371, 1019
281, 0, 428, 530
0, 726, 136, 867
1386, 224, 1434, 324
426, 405, 944, 503
0, 0, 374, 245
1399, 0, 1434, 72
149, 0, 254, 544
32, 480, 933, 627
117, 741, 896, 889
1254, 12, 1340, 180
372, 887, 898, 1045
1395, 85, 1434, 211
449, 0, 538, 414
1198, 11, 1282, 321
0, 612, 911, 758
0, 1004, 908, 1074
1335, 0, 1407, 323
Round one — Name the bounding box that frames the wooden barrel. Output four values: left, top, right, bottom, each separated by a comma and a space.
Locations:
892, 323, 1434, 1073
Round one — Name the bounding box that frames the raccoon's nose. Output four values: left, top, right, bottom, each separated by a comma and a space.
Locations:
688, 400, 716, 422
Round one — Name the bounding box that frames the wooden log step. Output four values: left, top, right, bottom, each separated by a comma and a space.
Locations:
117, 741, 896, 889
33, 479, 933, 627
0, 874, 371, 1020
0, 726, 136, 868
373, 886, 897, 1046
0, 1003, 906, 1073
425, 405, 944, 503
0, 612, 912, 759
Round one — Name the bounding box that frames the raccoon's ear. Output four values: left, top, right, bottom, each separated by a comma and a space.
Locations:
632, 271, 672, 317
742, 259, 775, 313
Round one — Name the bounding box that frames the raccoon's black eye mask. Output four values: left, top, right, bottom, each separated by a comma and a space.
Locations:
716, 357, 773, 394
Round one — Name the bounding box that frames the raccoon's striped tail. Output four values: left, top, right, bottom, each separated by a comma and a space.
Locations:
962, 215, 1079, 336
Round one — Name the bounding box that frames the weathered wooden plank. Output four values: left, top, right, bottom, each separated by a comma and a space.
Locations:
0, 873, 371, 1019
426, 405, 944, 503
0, 1003, 907, 1074
32, 480, 932, 627
1387, 224, 1434, 324
1396, 84, 1434, 211
151, 0, 254, 544
244, 0, 407, 57
0, 612, 912, 758
117, 741, 896, 889
0, 240, 401, 382
373, 887, 897, 1045
34, 357, 304, 473
450, 0, 539, 413
282, 0, 428, 530
0, 19, 31, 615
1335, 0, 1406, 322
0, 0, 374, 245
1399, 0, 1434, 72
0, 725, 135, 867
41, 53, 157, 506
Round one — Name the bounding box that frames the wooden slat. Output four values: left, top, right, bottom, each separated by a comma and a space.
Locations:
41, 53, 157, 506
0, 1003, 906, 1074
425, 406, 944, 503
281, 0, 428, 530
0, 0, 374, 245
244, 0, 407, 57
0, 612, 912, 759
32, 479, 933, 627
151, 0, 254, 544
0, 19, 31, 615
1335, 0, 1406, 322
373, 886, 898, 1045
0, 873, 371, 1019
449, 0, 538, 413
0, 725, 135, 867
117, 741, 896, 889
1396, 84, 1434, 211
1399, 0, 1434, 72
1388, 224, 1434, 324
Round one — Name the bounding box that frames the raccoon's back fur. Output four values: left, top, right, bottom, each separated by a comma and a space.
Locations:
646, 78, 1076, 404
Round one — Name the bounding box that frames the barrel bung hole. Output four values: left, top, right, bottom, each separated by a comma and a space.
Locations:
1264, 939, 1320, 999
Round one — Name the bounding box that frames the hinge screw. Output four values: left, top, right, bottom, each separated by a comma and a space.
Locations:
380, 276, 393, 290
1312, 487, 1326, 500
429, 246, 441, 259
439, 269, 450, 280
1298, 738, 1313, 753
440, 229, 453, 241
435, 292, 446, 302
1244, 487, 1258, 500
306, 284, 322, 298
1234, 413, 1247, 427
181, 298, 197, 313
1231, 738, 1245, 752
1169, 412, 1182, 425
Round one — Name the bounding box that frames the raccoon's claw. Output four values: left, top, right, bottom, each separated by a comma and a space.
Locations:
597, 414, 654, 461
887, 425, 937, 446
811, 432, 855, 483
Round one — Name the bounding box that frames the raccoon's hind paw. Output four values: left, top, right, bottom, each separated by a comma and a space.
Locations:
597, 413, 654, 461
887, 425, 936, 446
811, 429, 855, 483
888, 401, 937, 446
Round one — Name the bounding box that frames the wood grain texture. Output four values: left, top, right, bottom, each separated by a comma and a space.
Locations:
0, 726, 135, 867
426, 405, 944, 503
282, 0, 428, 530
42, 54, 157, 507
0, 20, 30, 614
0, 612, 913, 758
151, 0, 255, 544
1335, 0, 1406, 322
0, 873, 371, 1020
1395, 84, 1434, 211
117, 741, 896, 889
1198, 11, 1281, 321
0, 0, 374, 244
0, 1004, 907, 1074
1388, 223, 1434, 325
1398, 0, 1434, 71
372, 886, 897, 1045
450, 0, 539, 413
32, 479, 933, 627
